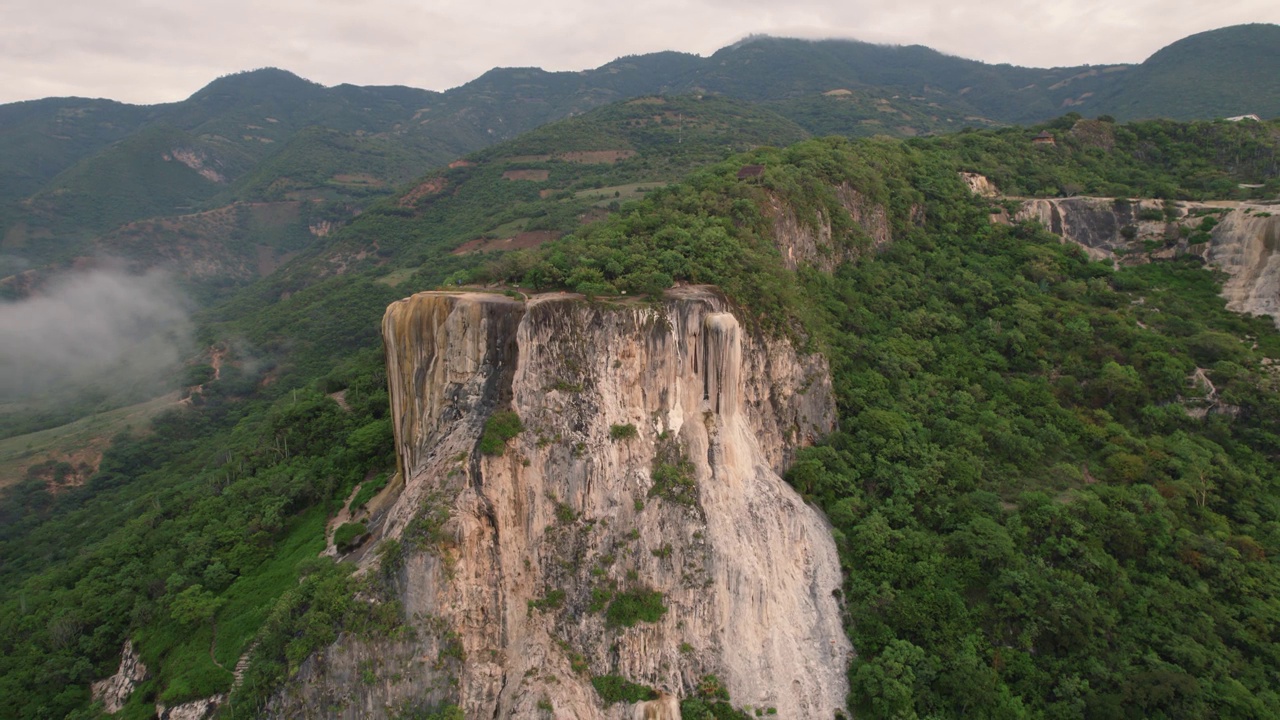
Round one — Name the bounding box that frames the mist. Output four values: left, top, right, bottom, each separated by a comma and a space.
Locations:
0, 269, 194, 404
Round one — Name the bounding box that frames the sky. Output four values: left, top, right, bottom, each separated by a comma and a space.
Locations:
2, 1, 1278, 105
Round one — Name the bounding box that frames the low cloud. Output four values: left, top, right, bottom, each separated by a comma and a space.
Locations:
0, 269, 193, 403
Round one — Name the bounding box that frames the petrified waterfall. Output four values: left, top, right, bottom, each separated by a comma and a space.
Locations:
1207, 210, 1280, 321
276, 286, 850, 719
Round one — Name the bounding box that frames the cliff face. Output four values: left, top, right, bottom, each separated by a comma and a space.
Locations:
276, 287, 849, 718
983, 181, 1280, 326
1014, 197, 1174, 261
767, 182, 900, 273
1205, 208, 1280, 320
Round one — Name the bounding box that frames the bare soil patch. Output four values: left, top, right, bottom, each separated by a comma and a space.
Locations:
560, 150, 635, 164
502, 169, 550, 182
452, 230, 561, 255
399, 176, 447, 207
331, 173, 385, 186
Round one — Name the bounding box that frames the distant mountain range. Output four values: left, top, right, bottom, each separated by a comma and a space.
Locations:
2, 23, 1277, 286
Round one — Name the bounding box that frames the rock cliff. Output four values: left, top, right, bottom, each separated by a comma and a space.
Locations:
767, 182, 901, 272
1014, 197, 1174, 261
274, 287, 850, 718
1205, 207, 1280, 321
1017, 198, 1280, 324
91, 640, 148, 715
960, 174, 1280, 326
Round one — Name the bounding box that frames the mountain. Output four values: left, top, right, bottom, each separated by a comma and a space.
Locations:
1092, 24, 1280, 120
4, 25, 1278, 286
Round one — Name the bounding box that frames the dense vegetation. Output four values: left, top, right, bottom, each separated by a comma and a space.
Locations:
798, 203, 1280, 717
2, 100, 1280, 719
466, 128, 1280, 716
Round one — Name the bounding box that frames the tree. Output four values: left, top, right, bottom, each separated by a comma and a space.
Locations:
170, 584, 224, 627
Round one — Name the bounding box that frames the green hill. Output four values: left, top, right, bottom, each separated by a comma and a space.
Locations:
1093, 24, 1280, 121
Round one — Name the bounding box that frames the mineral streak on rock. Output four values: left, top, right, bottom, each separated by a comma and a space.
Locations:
275, 286, 850, 718
1207, 209, 1280, 322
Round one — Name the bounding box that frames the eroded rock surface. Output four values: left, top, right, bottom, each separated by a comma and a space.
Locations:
1205, 208, 1280, 321
960, 175, 1280, 327
768, 182, 901, 272
91, 640, 148, 714
274, 287, 850, 719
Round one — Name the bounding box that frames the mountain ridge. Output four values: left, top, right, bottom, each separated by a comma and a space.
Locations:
2, 24, 1278, 286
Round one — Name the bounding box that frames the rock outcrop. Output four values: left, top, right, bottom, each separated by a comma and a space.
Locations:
960, 172, 1000, 198
959, 172, 1280, 328
1205, 207, 1280, 321
156, 695, 225, 720
1014, 196, 1174, 261
768, 182, 899, 272
91, 640, 148, 714
274, 287, 850, 719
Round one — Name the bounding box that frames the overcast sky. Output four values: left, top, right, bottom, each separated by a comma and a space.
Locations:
2, 1, 1278, 105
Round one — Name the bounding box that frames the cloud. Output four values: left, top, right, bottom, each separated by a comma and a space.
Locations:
0, 269, 193, 403
2, 1, 1278, 105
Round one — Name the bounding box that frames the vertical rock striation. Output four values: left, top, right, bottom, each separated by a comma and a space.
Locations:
275, 287, 850, 718
1206, 209, 1280, 321
91, 640, 149, 715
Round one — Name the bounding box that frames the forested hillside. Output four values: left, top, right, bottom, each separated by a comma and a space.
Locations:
506, 135, 1280, 716
1, 100, 1279, 718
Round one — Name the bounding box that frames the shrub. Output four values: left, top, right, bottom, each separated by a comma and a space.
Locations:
592, 675, 658, 704
334, 522, 367, 552
609, 423, 638, 441
528, 589, 566, 612
349, 473, 389, 513
649, 457, 697, 505
479, 411, 523, 455
605, 588, 667, 628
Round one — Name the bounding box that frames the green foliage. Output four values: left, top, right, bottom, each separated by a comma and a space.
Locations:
605, 588, 667, 628
528, 589, 566, 612
680, 675, 753, 720
479, 411, 524, 455
169, 585, 225, 627
592, 674, 658, 704
588, 586, 614, 613
348, 472, 389, 513
649, 456, 698, 505
609, 423, 638, 441
404, 493, 452, 554
333, 522, 367, 552
920, 117, 1280, 200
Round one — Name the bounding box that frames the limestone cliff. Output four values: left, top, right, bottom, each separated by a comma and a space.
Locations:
91, 640, 148, 715
1014, 196, 1175, 262
965, 178, 1280, 326
274, 287, 850, 718
767, 182, 903, 272
1205, 208, 1280, 321
1021, 198, 1280, 324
